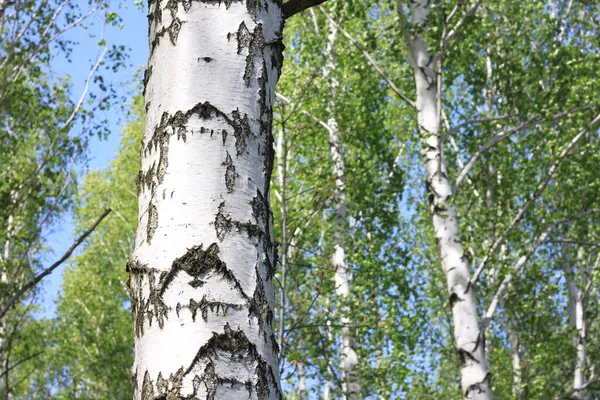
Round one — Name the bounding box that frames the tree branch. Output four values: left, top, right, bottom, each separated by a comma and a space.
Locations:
0, 351, 43, 380
553, 377, 600, 400
0, 209, 111, 319
282, 0, 327, 19
276, 92, 332, 133
480, 221, 556, 332
443, 0, 483, 46
319, 6, 416, 109
470, 113, 600, 286
455, 106, 598, 191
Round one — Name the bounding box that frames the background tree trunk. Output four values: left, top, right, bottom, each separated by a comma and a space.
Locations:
129, 1, 284, 398
323, 11, 360, 400
401, 1, 492, 398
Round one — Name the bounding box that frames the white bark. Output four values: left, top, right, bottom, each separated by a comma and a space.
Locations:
323, 12, 360, 400
129, 1, 284, 398
564, 249, 589, 400
297, 360, 308, 400
508, 327, 523, 399
402, 1, 492, 398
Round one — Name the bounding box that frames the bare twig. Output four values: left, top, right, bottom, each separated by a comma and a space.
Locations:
0, 209, 112, 319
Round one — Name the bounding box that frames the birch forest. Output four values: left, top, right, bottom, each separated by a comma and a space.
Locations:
1, 0, 599, 399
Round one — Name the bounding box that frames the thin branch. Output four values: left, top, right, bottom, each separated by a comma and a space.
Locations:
471, 112, 600, 286
443, 0, 483, 46
276, 92, 332, 133
544, 239, 600, 248
282, 0, 327, 19
447, 114, 513, 136
0, 351, 43, 380
319, 6, 416, 109
455, 106, 598, 190
481, 221, 556, 332
445, 0, 463, 24
552, 377, 600, 400
0, 209, 112, 319
60, 47, 107, 131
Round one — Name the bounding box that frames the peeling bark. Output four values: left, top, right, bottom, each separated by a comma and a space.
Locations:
130, 1, 284, 398
401, 1, 492, 399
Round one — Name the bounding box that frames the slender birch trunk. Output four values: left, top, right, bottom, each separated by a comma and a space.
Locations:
0, 0, 7, 22
401, 1, 492, 398
564, 249, 589, 400
508, 327, 523, 399
128, 1, 284, 398
0, 208, 14, 397
323, 12, 360, 400
296, 360, 308, 400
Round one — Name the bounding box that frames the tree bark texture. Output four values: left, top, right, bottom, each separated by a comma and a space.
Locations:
403, 1, 492, 398
129, 1, 284, 398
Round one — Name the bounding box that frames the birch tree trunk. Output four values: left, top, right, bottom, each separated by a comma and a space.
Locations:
401, 1, 492, 398
323, 12, 360, 400
296, 360, 308, 400
508, 327, 523, 399
564, 250, 589, 400
128, 1, 284, 398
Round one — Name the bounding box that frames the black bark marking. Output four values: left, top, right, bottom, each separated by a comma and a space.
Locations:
222, 129, 228, 146
448, 291, 463, 308
127, 244, 249, 338
235, 22, 265, 86
146, 272, 169, 330
127, 261, 168, 337
198, 361, 253, 400
231, 109, 251, 155
265, 251, 276, 281
214, 202, 233, 242
465, 372, 492, 397
457, 348, 479, 368
250, 189, 269, 226
150, 17, 185, 55
223, 151, 236, 193
142, 371, 154, 399
187, 297, 244, 322
159, 243, 249, 300
152, 367, 186, 399
214, 202, 266, 242
147, 202, 158, 244
182, 323, 281, 399
132, 368, 139, 395
200, 56, 213, 62
143, 65, 153, 97
248, 265, 273, 339
154, 102, 250, 156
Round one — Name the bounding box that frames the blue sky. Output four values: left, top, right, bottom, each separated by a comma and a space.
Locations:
38, 1, 148, 317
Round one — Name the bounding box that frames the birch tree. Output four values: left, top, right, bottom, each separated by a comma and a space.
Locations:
397, 1, 492, 397
129, 0, 327, 397
0, 0, 127, 396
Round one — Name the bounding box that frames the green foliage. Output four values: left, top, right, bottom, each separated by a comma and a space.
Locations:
4, 1, 600, 399
40, 96, 143, 399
